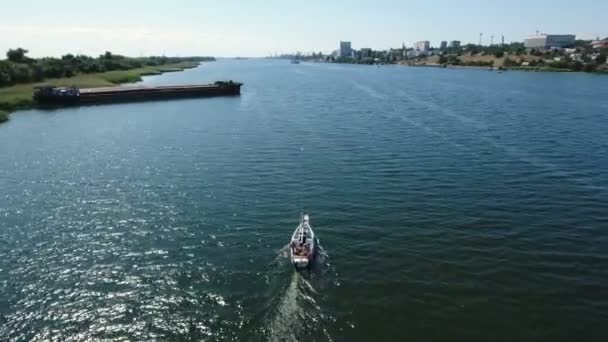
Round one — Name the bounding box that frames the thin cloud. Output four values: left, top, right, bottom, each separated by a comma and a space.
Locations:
0, 24, 287, 57
0, 24, 252, 56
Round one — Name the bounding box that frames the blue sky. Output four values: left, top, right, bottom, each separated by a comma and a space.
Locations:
1, 0, 607, 57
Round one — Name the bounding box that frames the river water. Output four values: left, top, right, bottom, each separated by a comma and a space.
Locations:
1, 60, 607, 341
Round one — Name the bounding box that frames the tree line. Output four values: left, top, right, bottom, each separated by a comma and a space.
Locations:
0, 48, 215, 87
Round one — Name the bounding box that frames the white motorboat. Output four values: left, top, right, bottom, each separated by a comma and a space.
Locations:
290, 214, 316, 269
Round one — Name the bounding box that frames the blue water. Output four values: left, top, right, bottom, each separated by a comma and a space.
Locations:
1, 60, 608, 341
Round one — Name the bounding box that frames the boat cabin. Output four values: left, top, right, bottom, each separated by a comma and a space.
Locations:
291, 215, 313, 256
33, 86, 80, 104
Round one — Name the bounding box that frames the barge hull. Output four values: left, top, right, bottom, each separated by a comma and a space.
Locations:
34, 83, 242, 106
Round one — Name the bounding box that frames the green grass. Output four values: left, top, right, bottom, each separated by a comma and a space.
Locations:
0, 61, 199, 124
0, 84, 35, 112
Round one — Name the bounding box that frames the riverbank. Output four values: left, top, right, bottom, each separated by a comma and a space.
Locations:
400, 62, 494, 70
508, 66, 575, 72
399, 62, 603, 73
402, 53, 608, 73
0, 61, 199, 124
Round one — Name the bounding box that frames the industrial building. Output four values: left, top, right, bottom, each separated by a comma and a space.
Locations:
524, 34, 576, 49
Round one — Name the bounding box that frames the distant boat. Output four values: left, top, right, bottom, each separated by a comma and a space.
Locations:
289, 214, 316, 269
291, 60, 301, 64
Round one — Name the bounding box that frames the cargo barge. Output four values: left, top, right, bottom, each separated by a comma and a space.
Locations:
33, 81, 242, 106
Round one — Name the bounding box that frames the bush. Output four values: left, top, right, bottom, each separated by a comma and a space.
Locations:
11, 63, 33, 83
0, 110, 8, 123
571, 61, 584, 72
530, 49, 543, 56
464, 60, 494, 67
6, 48, 31, 63
583, 63, 598, 73
503, 57, 520, 67
447, 55, 461, 65
596, 64, 608, 73
0, 61, 12, 86
550, 57, 574, 70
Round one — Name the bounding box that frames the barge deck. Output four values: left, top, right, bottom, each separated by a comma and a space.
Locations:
33, 81, 242, 106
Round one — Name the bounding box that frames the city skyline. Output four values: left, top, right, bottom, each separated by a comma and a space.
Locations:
1, 0, 607, 57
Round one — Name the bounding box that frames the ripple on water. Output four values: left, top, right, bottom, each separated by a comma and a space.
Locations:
1, 60, 608, 341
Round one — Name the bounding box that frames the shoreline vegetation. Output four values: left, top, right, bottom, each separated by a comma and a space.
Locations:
0, 48, 215, 124
398, 62, 580, 73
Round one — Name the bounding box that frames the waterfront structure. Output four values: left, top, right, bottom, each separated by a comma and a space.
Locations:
449, 40, 461, 49
360, 48, 372, 58
524, 34, 576, 49
339, 41, 352, 57
440, 41, 448, 50
414, 41, 430, 56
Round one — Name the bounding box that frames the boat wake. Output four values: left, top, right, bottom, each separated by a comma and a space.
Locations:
257, 242, 336, 341
266, 272, 316, 341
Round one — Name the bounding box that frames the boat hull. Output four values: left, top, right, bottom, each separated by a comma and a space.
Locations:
33, 83, 242, 106
290, 215, 316, 269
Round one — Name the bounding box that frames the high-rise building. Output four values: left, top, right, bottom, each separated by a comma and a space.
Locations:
440, 41, 448, 50
449, 40, 461, 49
360, 48, 372, 58
339, 41, 352, 57
414, 41, 430, 54
524, 34, 576, 49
